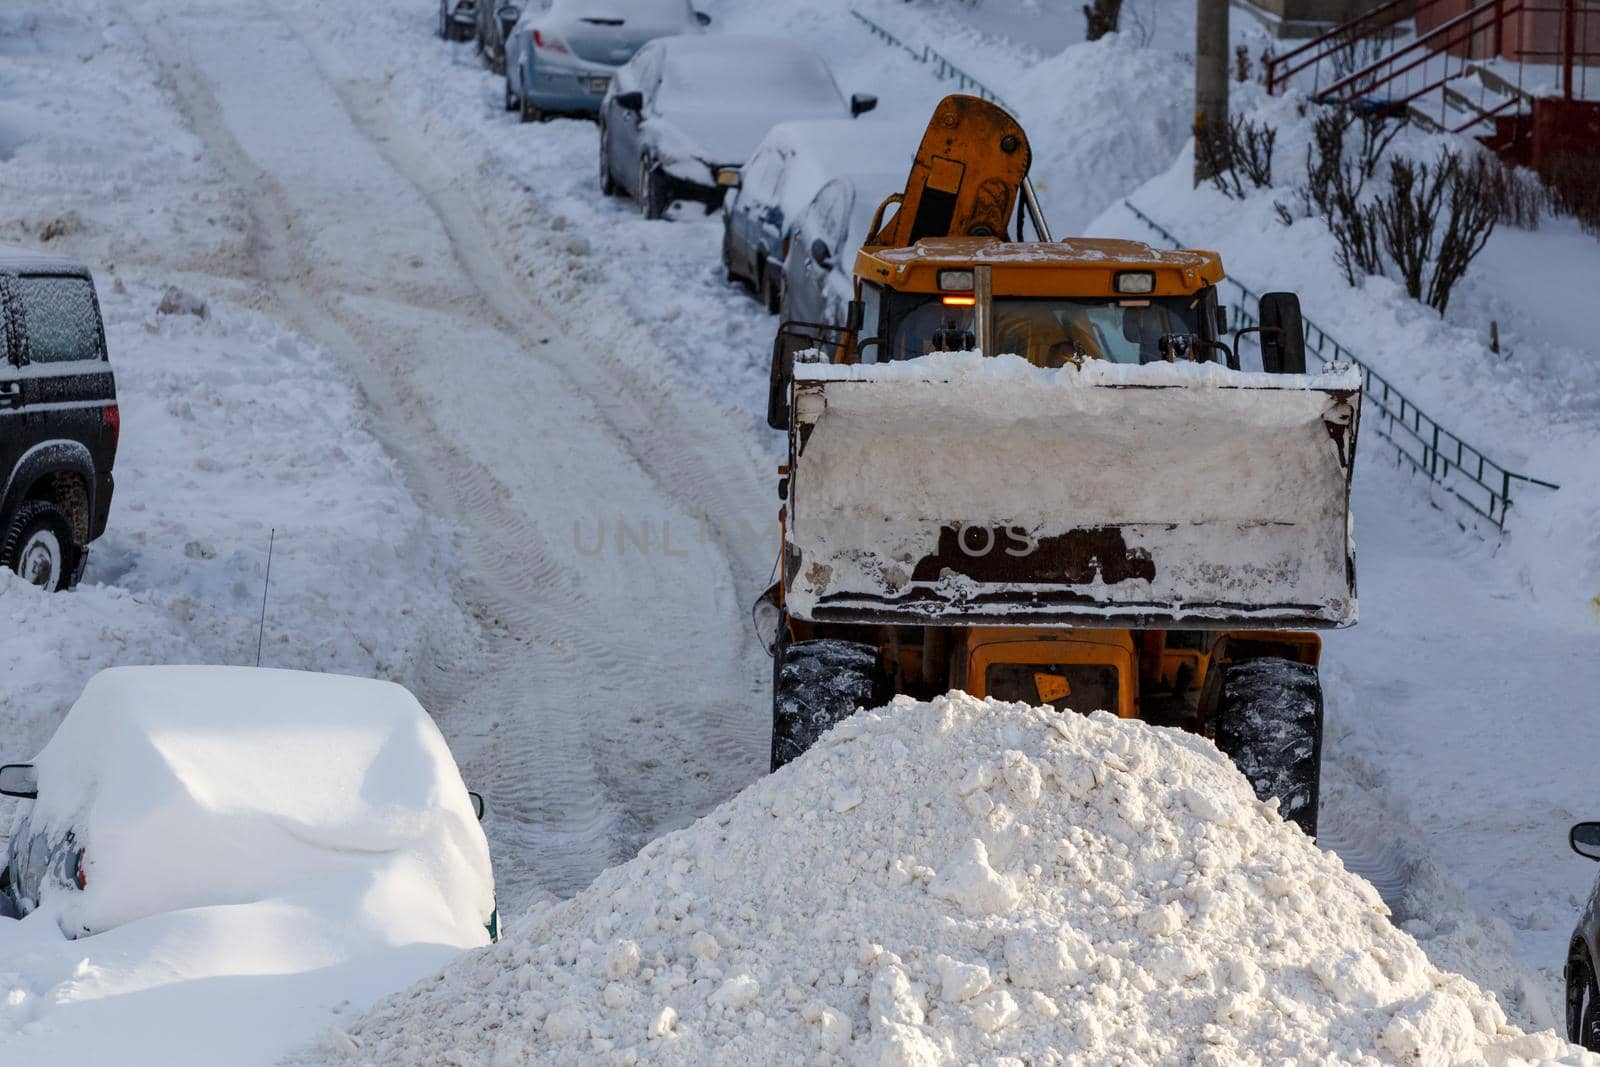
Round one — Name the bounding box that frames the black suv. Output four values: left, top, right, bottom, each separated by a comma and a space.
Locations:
0, 247, 118, 590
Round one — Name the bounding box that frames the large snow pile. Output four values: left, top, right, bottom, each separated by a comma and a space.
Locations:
21, 666, 493, 939
309, 694, 1582, 1065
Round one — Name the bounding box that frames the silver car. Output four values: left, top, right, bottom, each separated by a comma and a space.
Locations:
779, 170, 903, 327
504, 0, 708, 122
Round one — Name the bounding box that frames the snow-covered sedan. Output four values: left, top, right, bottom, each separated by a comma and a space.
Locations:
778, 169, 904, 328
504, 0, 709, 123
0, 666, 496, 941
722, 119, 914, 314
598, 35, 878, 219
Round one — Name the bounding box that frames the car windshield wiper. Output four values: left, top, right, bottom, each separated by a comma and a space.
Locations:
580, 17, 625, 25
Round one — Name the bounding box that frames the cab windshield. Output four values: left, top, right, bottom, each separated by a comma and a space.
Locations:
877, 292, 1207, 366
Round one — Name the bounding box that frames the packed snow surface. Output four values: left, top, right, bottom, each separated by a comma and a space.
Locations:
311, 694, 1582, 1065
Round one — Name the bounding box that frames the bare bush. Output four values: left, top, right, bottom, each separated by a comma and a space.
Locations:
1544, 154, 1600, 236
1373, 156, 1448, 302
1235, 45, 1251, 83
1196, 115, 1277, 200
1428, 153, 1500, 312
1285, 104, 1499, 312
1363, 151, 1499, 313
1122, 0, 1155, 47
1492, 162, 1543, 230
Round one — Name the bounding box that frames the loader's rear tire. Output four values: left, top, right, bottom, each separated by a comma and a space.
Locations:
771, 638, 883, 772
1213, 657, 1323, 838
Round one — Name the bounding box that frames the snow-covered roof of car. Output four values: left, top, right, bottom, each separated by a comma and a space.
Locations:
754, 118, 912, 161
745, 121, 914, 231
24, 666, 493, 938
654, 32, 821, 57
0, 243, 91, 275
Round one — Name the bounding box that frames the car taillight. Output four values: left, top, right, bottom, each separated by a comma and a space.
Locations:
781, 235, 791, 260
75, 847, 87, 890
102, 403, 120, 450
532, 29, 568, 52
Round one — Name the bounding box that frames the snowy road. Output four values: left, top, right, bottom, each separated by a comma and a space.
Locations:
122, 0, 775, 903
4, 0, 1598, 1057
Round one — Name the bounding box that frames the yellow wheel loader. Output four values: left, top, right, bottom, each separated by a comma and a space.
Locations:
758, 95, 1361, 837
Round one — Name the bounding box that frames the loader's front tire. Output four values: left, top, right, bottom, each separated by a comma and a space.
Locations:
771, 638, 883, 772
1213, 657, 1323, 838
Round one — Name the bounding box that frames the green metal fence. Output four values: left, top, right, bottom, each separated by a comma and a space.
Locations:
849, 9, 1016, 114
1123, 200, 1559, 529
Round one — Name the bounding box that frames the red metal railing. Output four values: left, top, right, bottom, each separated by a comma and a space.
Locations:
1320, 0, 1523, 117
1267, 0, 1597, 109
1266, 0, 1452, 95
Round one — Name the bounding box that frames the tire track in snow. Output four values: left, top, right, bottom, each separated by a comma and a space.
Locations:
126, 0, 773, 904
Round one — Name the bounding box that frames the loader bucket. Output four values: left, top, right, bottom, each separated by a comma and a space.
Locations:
782, 355, 1361, 629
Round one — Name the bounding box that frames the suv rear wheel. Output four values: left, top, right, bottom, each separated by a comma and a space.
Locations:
1, 500, 78, 591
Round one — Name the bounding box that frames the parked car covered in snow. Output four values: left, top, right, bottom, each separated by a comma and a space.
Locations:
0, 666, 496, 941
598, 35, 877, 219
504, 0, 708, 122
1566, 822, 1600, 1049
0, 246, 118, 591
778, 170, 903, 328
722, 120, 913, 314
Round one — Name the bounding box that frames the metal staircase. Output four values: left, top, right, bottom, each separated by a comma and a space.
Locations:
1265, 0, 1596, 164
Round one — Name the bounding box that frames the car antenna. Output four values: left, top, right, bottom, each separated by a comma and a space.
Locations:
255, 528, 275, 668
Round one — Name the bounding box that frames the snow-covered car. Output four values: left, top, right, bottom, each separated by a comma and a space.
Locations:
1566, 821, 1600, 1049
778, 169, 903, 328
436, 0, 477, 42
0, 666, 496, 941
722, 119, 914, 314
598, 35, 878, 220
504, 0, 708, 123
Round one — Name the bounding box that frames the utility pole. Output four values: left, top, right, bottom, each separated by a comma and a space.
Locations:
1195, 0, 1230, 184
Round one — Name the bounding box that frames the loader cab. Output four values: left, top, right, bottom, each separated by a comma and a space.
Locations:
863, 286, 1220, 367
843, 237, 1232, 369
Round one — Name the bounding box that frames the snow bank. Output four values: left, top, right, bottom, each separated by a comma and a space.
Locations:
308, 694, 1582, 1065
1017, 33, 1193, 232
25, 666, 493, 941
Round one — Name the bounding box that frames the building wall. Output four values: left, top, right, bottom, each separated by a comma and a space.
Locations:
1414, 0, 1600, 66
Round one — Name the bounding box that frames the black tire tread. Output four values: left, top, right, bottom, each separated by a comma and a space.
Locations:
0, 499, 77, 591
771, 638, 881, 772
1214, 656, 1323, 837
